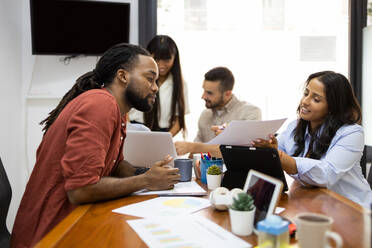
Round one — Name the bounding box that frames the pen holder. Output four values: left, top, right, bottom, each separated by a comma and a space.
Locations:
200, 158, 223, 184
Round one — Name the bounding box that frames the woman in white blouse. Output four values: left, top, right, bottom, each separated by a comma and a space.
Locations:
129, 35, 189, 136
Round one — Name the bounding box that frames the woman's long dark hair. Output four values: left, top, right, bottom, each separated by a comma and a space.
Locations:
40, 43, 150, 134
293, 71, 362, 159
143, 35, 186, 135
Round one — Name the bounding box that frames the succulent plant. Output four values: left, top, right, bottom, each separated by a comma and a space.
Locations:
207, 165, 222, 175
230, 192, 255, 211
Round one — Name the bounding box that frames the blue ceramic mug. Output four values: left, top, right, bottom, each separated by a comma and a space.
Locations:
174, 158, 193, 182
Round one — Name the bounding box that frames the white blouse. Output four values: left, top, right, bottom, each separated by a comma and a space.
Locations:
129, 74, 190, 129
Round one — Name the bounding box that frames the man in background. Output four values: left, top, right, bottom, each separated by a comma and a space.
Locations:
175, 67, 261, 155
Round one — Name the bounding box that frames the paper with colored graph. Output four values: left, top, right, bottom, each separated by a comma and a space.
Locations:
127, 215, 251, 248
112, 197, 211, 218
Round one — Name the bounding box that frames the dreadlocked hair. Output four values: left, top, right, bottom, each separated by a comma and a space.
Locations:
40, 43, 150, 134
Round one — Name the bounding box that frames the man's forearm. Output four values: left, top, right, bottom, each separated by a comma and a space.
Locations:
67, 174, 149, 205
190, 143, 222, 158
68, 156, 181, 205
111, 160, 136, 177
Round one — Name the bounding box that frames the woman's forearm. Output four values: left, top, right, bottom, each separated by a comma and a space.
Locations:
278, 150, 298, 174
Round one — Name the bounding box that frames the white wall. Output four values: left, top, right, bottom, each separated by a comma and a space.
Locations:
26, 56, 98, 171
0, 0, 28, 231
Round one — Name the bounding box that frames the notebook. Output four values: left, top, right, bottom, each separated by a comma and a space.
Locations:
132, 181, 207, 196
219, 145, 288, 191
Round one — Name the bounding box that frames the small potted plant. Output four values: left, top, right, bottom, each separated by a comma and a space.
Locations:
229, 192, 255, 236
206, 165, 222, 190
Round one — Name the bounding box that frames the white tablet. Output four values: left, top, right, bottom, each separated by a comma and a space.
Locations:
124, 131, 177, 167
243, 169, 283, 230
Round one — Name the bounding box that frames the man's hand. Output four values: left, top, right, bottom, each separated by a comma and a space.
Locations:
210, 123, 226, 136
175, 141, 193, 156
143, 155, 180, 190
67, 156, 179, 205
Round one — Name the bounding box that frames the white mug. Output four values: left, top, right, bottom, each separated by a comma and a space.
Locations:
295, 213, 343, 248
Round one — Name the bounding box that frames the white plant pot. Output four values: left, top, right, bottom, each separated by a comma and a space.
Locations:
207, 174, 222, 190
229, 207, 255, 236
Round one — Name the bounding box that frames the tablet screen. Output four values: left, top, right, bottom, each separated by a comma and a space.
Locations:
246, 174, 276, 226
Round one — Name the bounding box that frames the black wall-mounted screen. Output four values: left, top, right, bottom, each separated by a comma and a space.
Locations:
30, 0, 130, 55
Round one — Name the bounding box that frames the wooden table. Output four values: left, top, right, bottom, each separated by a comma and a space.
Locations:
36, 179, 371, 248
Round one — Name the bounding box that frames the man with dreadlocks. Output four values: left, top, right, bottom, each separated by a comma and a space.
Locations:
11, 43, 180, 247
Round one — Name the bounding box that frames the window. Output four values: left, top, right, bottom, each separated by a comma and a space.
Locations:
158, 0, 348, 140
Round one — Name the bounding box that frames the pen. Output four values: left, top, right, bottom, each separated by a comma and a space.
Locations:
207, 152, 212, 158
218, 125, 225, 130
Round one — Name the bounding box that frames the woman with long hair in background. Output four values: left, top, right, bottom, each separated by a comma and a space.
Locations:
129, 35, 189, 137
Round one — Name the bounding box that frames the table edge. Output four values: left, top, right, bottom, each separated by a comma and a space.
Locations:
319, 187, 367, 213
34, 204, 92, 248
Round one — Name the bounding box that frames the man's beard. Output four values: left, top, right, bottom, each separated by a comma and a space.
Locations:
126, 85, 154, 112
205, 96, 224, 109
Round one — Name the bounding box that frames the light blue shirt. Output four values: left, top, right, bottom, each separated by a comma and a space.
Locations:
278, 120, 372, 208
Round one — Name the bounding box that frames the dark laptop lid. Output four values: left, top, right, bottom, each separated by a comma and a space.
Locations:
220, 145, 288, 191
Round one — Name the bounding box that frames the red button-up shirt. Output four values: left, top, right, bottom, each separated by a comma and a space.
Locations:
11, 89, 126, 247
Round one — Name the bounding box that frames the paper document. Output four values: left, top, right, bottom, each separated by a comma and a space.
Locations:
275, 207, 285, 214
127, 215, 252, 248
113, 197, 211, 218
207, 118, 287, 146
133, 181, 207, 196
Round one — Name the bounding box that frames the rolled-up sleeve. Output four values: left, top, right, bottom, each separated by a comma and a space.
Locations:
62, 94, 118, 191
292, 126, 364, 187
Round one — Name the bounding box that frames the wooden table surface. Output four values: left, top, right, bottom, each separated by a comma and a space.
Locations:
36, 179, 371, 248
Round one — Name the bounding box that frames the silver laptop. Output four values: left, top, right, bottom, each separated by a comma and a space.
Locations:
124, 131, 177, 167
